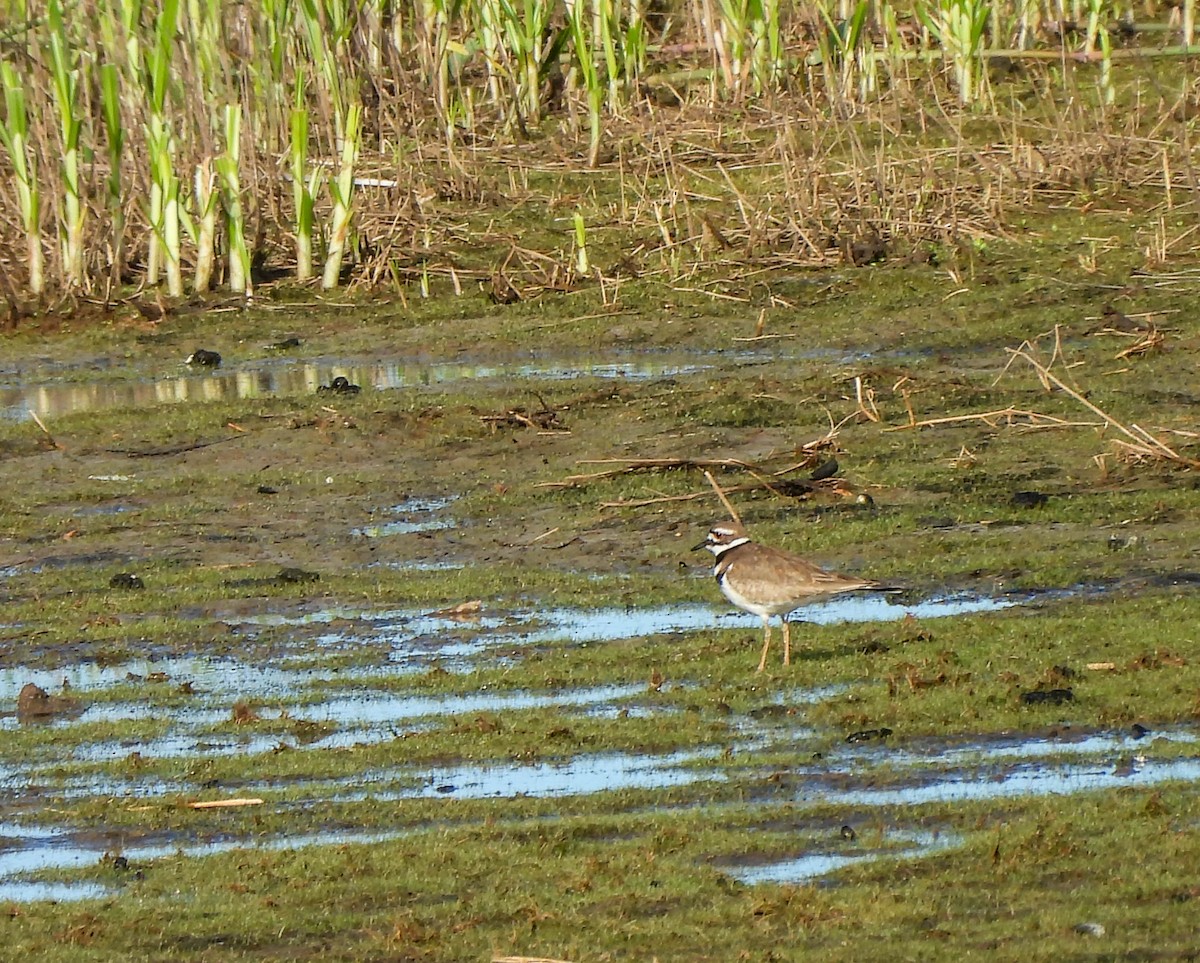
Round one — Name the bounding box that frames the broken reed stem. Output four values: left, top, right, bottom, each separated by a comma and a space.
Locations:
883, 406, 1103, 432
702, 469, 742, 523
28, 409, 56, 444
854, 375, 881, 422
1008, 346, 1199, 467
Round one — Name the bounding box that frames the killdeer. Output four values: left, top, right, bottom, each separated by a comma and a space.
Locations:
695, 521, 888, 672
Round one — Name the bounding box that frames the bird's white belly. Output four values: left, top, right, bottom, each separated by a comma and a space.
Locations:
719, 577, 794, 620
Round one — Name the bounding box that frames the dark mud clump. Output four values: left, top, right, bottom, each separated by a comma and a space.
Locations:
1021, 688, 1074, 706
17, 683, 83, 720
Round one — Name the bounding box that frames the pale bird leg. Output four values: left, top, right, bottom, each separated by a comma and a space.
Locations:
783, 619, 791, 666
756, 620, 772, 673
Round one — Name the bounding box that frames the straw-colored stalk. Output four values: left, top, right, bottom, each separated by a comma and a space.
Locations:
145, 0, 183, 296
191, 158, 219, 292
0, 62, 43, 294
216, 104, 252, 295
322, 102, 362, 290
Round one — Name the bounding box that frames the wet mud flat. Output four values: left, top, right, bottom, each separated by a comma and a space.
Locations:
0, 286, 1199, 960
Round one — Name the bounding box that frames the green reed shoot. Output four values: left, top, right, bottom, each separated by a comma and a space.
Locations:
297, 0, 356, 132
290, 91, 321, 281
322, 102, 362, 290
45, 0, 85, 287
495, 0, 563, 124
1089, 0, 1114, 105
473, 0, 507, 105
417, 0, 455, 123
216, 104, 252, 295
916, 0, 990, 105
0, 61, 43, 294
813, 0, 872, 105
624, 0, 647, 94
567, 0, 604, 165
573, 210, 589, 273
592, 0, 621, 107
713, 0, 771, 97
98, 63, 125, 286
758, 0, 782, 91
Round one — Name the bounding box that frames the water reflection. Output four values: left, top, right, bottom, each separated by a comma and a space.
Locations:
0, 353, 726, 421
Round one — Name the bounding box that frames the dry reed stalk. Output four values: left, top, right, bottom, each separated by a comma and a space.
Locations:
492, 956, 578, 963
702, 468, 742, 522
1114, 328, 1165, 359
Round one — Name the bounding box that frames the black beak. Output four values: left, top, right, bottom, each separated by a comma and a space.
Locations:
691, 539, 709, 552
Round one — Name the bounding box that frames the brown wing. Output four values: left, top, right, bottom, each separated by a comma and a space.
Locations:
749, 543, 878, 599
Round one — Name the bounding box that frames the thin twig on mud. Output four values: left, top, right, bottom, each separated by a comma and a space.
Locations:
600, 481, 778, 509
536, 456, 761, 488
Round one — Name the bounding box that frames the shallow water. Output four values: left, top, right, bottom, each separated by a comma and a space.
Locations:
334, 745, 730, 802
351, 496, 458, 537
230, 593, 1016, 649
0, 588, 1012, 715
817, 754, 1200, 807
7, 682, 651, 764
0, 824, 408, 902
4, 723, 1200, 901
726, 829, 960, 885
